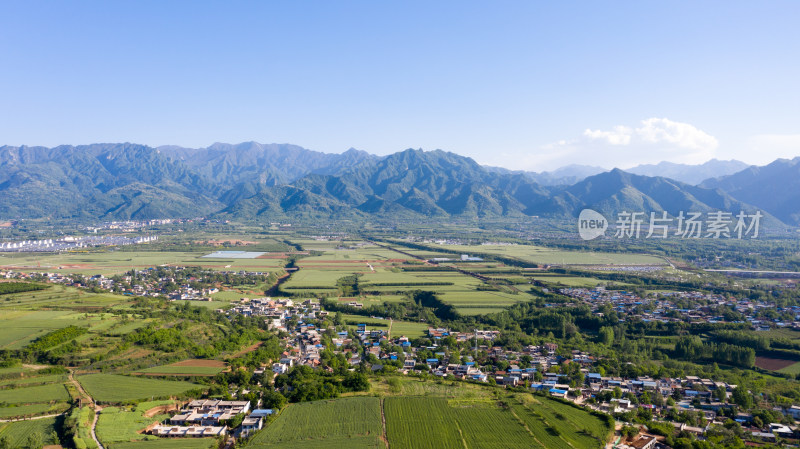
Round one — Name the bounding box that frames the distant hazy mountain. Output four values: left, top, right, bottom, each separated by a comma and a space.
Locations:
700, 157, 800, 225
484, 164, 605, 186
529, 165, 607, 186
626, 159, 748, 185
159, 142, 378, 187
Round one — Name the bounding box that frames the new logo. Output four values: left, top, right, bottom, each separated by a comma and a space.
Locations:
578, 209, 607, 240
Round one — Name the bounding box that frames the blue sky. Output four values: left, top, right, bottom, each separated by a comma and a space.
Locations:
1, 1, 799, 170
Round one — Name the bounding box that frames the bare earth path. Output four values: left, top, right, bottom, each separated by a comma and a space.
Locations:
68, 370, 104, 449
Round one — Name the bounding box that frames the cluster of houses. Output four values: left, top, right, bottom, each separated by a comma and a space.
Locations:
0, 267, 275, 302
149, 400, 274, 439
0, 235, 157, 252
559, 286, 800, 329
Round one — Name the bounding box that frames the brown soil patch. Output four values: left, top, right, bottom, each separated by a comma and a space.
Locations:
756, 356, 797, 371
135, 372, 217, 377
143, 401, 184, 417
171, 359, 226, 368
58, 264, 95, 269
196, 239, 258, 246
22, 363, 50, 370
107, 348, 152, 361
231, 341, 263, 358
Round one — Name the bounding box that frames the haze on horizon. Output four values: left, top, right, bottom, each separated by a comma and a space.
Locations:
1, 1, 799, 171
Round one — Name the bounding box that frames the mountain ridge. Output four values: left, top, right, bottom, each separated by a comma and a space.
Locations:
0, 142, 794, 226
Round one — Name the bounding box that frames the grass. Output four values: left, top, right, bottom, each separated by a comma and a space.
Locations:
77, 374, 203, 403
247, 397, 383, 448
0, 383, 69, 404
778, 362, 800, 375
0, 416, 59, 447
97, 400, 177, 444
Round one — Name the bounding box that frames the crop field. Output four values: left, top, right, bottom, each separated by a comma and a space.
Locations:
283, 267, 359, 290
0, 284, 127, 311
340, 314, 428, 338
389, 320, 429, 338
0, 382, 69, 404
77, 374, 203, 403
432, 243, 666, 266
0, 310, 86, 348
247, 397, 383, 448
0, 249, 287, 276
97, 400, 177, 444
0, 416, 59, 447
511, 398, 608, 449
137, 359, 226, 376
384, 397, 463, 449
0, 373, 67, 386
110, 439, 217, 449
0, 402, 69, 418
385, 395, 608, 449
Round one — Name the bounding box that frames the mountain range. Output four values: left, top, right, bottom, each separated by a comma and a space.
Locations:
0, 143, 797, 226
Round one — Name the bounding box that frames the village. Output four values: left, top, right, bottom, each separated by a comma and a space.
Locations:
4, 266, 800, 445
221, 296, 800, 446
558, 286, 800, 329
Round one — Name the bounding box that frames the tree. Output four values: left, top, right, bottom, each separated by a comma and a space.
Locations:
714, 387, 727, 403
599, 326, 614, 346
262, 390, 288, 409
0, 436, 9, 449
343, 372, 370, 392
732, 386, 752, 409
26, 433, 42, 449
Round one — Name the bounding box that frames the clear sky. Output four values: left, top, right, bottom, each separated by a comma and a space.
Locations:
1, 1, 799, 170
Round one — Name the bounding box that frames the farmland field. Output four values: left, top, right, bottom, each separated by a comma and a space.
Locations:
0, 382, 69, 404
77, 374, 203, 403
97, 400, 178, 444
0, 416, 59, 447
246, 397, 383, 448
384, 397, 463, 449
110, 439, 217, 449
0, 373, 67, 386
0, 249, 287, 275
137, 359, 226, 376
0, 402, 69, 418
385, 395, 608, 449
431, 243, 666, 266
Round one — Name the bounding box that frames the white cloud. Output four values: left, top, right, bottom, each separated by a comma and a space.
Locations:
583, 125, 632, 145
527, 118, 719, 170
